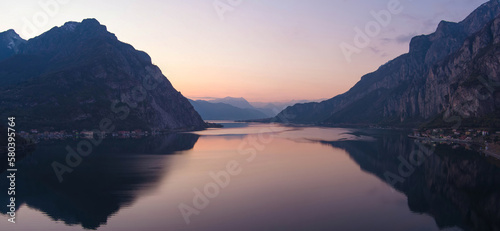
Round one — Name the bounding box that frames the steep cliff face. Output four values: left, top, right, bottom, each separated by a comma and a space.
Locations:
277, 0, 500, 127
423, 16, 500, 124
0, 19, 206, 131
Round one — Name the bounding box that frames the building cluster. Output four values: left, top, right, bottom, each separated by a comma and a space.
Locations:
412, 128, 500, 144
18, 129, 161, 142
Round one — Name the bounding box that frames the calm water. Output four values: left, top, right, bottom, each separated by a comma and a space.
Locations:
1, 122, 500, 231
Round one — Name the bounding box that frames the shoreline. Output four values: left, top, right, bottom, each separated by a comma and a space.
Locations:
409, 136, 500, 160
484, 149, 500, 160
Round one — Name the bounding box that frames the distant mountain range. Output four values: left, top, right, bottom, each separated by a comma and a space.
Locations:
189, 99, 268, 120
274, 0, 500, 129
188, 97, 324, 120
208, 97, 255, 109
0, 19, 206, 131
251, 99, 326, 116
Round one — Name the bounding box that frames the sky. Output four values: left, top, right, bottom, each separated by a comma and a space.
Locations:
0, 0, 489, 102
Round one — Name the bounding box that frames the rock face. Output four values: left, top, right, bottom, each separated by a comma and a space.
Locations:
0, 19, 206, 131
0, 29, 25, 61
276, 0, 500, 128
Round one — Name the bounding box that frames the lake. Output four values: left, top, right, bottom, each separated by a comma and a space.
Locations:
1, 122, 500, 231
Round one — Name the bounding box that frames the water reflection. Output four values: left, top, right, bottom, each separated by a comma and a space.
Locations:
1, 125, 500, 231
322, 130, 500, 231
0, 133, 199, 230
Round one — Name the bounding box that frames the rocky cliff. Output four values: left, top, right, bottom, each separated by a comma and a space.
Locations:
0, 19, 206, 131
276, 0, 500, 128
0, 29, 25, 61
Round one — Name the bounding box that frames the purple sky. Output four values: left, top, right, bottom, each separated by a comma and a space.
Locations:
0, 0, 489, 101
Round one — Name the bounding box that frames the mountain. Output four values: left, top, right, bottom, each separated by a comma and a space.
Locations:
275, 0, 500, 128
200, 97, 326, 117
0, 29, 25, 61
189, 99, 268, 120
0, 19, 206, 131
251, 99, 327, 117
208, 97, 255, 109
252, 103, 281, 117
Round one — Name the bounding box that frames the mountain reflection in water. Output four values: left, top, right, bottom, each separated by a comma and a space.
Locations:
323, 130, 500, 231
1, 124, 499, 231
0, 133, 199, 230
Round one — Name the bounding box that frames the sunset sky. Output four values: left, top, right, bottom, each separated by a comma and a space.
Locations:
0, 0, 488, 102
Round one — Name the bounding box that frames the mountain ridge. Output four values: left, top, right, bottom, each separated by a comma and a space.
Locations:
274, 0, 500, 128
0, 18, 206, 131
189, 99, 268, 120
